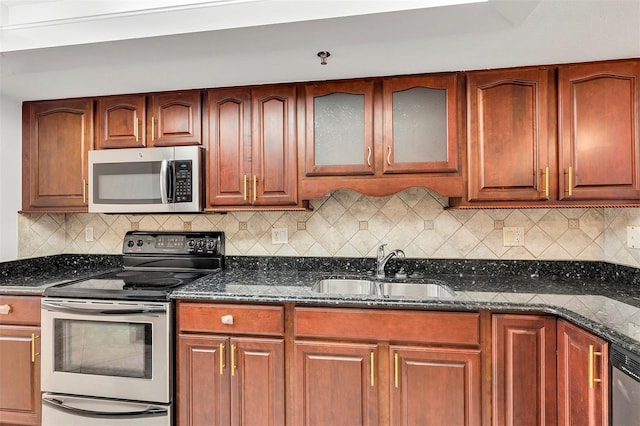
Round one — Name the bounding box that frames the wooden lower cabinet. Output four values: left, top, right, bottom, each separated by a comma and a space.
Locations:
176, 302, 285, 426
492, 314, 557, 426
557, 319, 609, 426
390, 345, 481, 426
0, 296, 41, 426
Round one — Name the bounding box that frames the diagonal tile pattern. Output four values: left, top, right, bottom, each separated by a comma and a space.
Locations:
15, 189, 640, 268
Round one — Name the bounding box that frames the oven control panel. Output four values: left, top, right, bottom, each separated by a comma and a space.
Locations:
123, 231, 224, 256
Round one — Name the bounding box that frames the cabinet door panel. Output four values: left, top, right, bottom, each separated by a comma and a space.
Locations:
150, 91, 202, 146
305, 81, 375, 176
177, 334, 230, 426
207, 88, 252, 206
231, 337, 284, 426
559, 60, 640, 200
96, 94, 146, 149
467, 68, 551, 201
252, 85, 297, 205
383, 75, 459, 173
23, 99, 93, 212
390, 345, 481, 426
492, 314, 557, 426
557, 320, 608, 426
0, 325, 41, 425
294, 340, 378, 426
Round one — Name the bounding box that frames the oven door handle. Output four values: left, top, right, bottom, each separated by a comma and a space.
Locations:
42, 395, 168, 419
41, 301, 166, 316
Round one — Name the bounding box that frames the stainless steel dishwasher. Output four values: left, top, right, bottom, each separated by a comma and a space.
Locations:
610, 344, 640, 426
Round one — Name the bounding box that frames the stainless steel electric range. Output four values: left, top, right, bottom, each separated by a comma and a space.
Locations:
40, 231, 224, 426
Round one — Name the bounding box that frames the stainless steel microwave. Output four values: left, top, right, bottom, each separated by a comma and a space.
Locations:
88, 146, 202, 213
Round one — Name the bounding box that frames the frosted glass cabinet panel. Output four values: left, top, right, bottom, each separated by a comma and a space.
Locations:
305, 81, 374, 176
383, 76, 459, 173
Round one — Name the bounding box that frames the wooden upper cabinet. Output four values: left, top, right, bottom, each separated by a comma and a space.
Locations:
304, 80, 375, 176
557, 320, 609, 426
96, 90, 202, 149
22, 99, 93, 212
558, 59, 640, 201
382, 75, 459, 174
96, 94, 146, 149
207, 85, 297, 208
149, 90, 202, 146
467, 67, 553, 202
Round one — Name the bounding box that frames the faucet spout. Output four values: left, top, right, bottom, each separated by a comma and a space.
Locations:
376, 244, 405, 279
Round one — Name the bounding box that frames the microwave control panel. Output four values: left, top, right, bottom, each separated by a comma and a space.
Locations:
174, 160, 193, 203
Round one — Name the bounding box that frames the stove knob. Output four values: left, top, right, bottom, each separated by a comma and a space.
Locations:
187, 239, 196, 249
206, 239, 216, 251
127, 240, 134, 248
136, 239, 144, 247
196, 240, 205, 250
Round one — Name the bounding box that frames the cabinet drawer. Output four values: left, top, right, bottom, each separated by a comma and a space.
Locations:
178, 302, 284, 336
0, 296, 41, 325
295, 307, 480, 346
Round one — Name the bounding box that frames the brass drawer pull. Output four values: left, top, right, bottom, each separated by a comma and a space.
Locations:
387, 146, 392, 166
394, 352, 399, 388
367, 147, 372, 167
31, 334, 40, 363
589, 344, 602, 388
219, 343, 225, 375
231, 344, 237, 376
370, 351, 375, 387
243, 175, 248, 201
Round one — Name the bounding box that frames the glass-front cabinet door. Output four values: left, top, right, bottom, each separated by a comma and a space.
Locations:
382, 75, 459, 174
304, 81, 374, 176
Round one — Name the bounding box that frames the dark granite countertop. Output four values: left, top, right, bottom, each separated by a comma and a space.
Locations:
171, 256, 640, 357
0, 254, 123, 294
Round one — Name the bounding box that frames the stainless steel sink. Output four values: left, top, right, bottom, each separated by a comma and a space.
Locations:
311, 278, 455, 298
380, 281, 455, 298
311, 279, 379, 296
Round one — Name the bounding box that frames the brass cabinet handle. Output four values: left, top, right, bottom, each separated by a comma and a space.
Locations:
31, 334, 40, 363
566, 166, 573, 196
589, 344, 602, 388
394, 352, 399, 388
370, 351, 375, 387
231, 344, 237, 377
134, 118, 139, 142
243, 175, 248, 201
253, 176, 257, 202
219, 343, 225, 375
387, 146, 392, 166
82, 179, 87, 204
0, 304, 13, 315
543, 167, 549, 197
151, 117, 155, 142
367, 147, 372, 167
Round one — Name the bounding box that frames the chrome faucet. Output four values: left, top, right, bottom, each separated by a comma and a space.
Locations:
376, 244, 405, 279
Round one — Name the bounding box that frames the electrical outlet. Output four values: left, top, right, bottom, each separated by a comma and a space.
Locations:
627, 226, 640, 248
84, 226, 94, 242
271, 228, 288, 244
503, 227, 524, 246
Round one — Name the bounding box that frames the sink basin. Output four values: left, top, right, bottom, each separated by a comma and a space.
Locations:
380, 281, 455, 298
312, 278, 455, 299
312, 279, 378, 296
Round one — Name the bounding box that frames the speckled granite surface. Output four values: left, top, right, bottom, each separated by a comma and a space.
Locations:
2, 254, 639, 356
172, 256, 640, 356
0, 254, 122, 293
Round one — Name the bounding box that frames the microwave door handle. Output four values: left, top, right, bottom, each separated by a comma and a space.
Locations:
41, 301, 165, 316
42, 396, 168, 419
159, 160, 173, 204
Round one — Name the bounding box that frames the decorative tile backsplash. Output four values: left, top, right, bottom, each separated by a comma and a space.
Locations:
16, 188, 640, 268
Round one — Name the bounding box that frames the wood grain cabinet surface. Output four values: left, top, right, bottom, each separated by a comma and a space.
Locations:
206, 85, 298, 209
96, 90, 202, 149
299, 75, 464, 199
176, 302, 285, 426
558, 59, 640, 201
492, 314, 557, 426
557, 319, 609, 426
0, 296, 41, 426
21, 99, 93, 213
293, 307, 482, 426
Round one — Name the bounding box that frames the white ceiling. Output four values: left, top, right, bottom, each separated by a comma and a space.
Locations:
0, 0, 639, 101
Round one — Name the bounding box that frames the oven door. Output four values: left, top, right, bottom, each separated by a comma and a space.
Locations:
42, 393, 171, 426
41, 298, 171, 403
